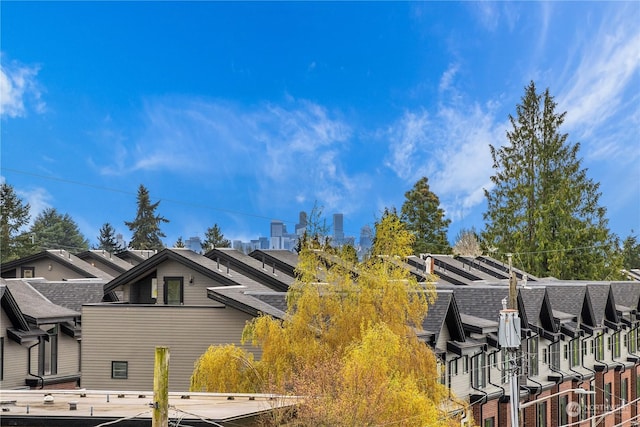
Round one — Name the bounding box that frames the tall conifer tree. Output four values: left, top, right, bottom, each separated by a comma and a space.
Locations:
483, 81, 621, 279
125, 185, 169, 250
401, 177, 451, 255
0, 183, 32, 261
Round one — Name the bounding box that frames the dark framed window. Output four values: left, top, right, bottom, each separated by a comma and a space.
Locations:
613, 333, 621, 358
0, 337, 4, 381
621, 378, 628, 403
529, 337, 539, 376
164, 277, 184, 305
550, 342, 560, 370
559, 395, 568, 425
537, 401, 547, 427
448, 358, 458, 376
570, 340, 581, 368
484, 417, 495, 427
112, 361, 128, 379
39, 326, 58, 376
472, 353, 486, 388
21, 266, 35, 278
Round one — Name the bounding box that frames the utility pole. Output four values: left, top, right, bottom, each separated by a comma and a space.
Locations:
499, 253, 521, 426
152, 346, 169, 427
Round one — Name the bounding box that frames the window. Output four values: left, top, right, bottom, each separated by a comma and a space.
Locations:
550, 342, 560, 370
596, 334, 605, 360
112, 361, 128, 379
164, 277, 184, 305
449, 358, 458, 377
537, 401, 547, 427
21, 266, 35, 278
626, 330, 636, 353
582, 339, 588, 356
484, 417, 495, 427
463, 355, 469, 374
621, 378, 628, 404
472, 353, 486, 388
529, 337, 539, 376
604, 383, 612, 411
39, 326, 58, 376
542, 348, 548, 364
607, 336, 612, 351
559, 395, 569, 425
570, 340, 581, 368
613, 333, 621, 358
563, 344, 568, 360
0, 337, 3, 381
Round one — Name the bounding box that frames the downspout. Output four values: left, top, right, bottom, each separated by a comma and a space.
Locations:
568, 335, 585, 381
611, 329, 626, 373
594, 331, 611, 374
447, 355, 462, 399
27, 340, 44, 389
470, 350, 489, 425
579, 326, 596, 390
547, 333, 565, 384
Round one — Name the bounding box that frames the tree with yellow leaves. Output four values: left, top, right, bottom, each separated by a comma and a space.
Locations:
191, 209, 458, 426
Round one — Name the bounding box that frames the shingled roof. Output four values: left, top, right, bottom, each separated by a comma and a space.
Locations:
26, 278, 107, 312
205, 248, 294, 291
2, 278, 79, 325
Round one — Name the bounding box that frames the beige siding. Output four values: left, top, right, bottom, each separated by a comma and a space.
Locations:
436, 324, 451, 352
449, 357, 471, 400
85, 259, 122, 277
155, 260, 226, 306
1, 310, 30, 388
57, 332, 80, 375
81, 304, 258, 391
17, 258, 90, 281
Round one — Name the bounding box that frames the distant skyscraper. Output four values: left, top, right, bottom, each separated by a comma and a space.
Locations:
333, 213, 344, 242
359, 225, 373, 251
184, 236, 202, 253
295, 211, 308, 236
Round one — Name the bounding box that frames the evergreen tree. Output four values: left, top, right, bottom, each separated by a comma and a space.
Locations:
400, 177, 451, 255
30, 208, 89, 252
124, 184, 169, 250
201, 224, 230, 251
622, 232, 640, 270
0, 183, 32, 261
95, 222, 124, 253
483, 81, 621, 280
174, 236, 185, 248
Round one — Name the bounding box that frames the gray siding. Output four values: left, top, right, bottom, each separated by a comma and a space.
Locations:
81, 304, 259, 391
1, 309, 30, 389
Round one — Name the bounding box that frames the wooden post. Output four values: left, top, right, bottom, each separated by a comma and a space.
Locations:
153, 346, 169, 427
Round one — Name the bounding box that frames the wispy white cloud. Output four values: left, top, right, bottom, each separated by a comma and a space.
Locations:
385, 65, 506, 223
94, 96, 365, 216
0, 54, 45, 118
556, 5, 640, 160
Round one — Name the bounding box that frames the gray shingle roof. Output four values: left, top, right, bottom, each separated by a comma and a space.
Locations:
76, 250, 135, 274
27, 279, 106, 312
2, 278, 79, 325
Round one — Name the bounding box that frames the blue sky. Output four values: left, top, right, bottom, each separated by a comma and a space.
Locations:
1, 1, 639, 249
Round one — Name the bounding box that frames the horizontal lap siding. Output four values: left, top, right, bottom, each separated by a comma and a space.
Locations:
81, 305, 259, 391
1, 310, 29, 388
57, 333, 80, 375
156, 260, 226, 306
